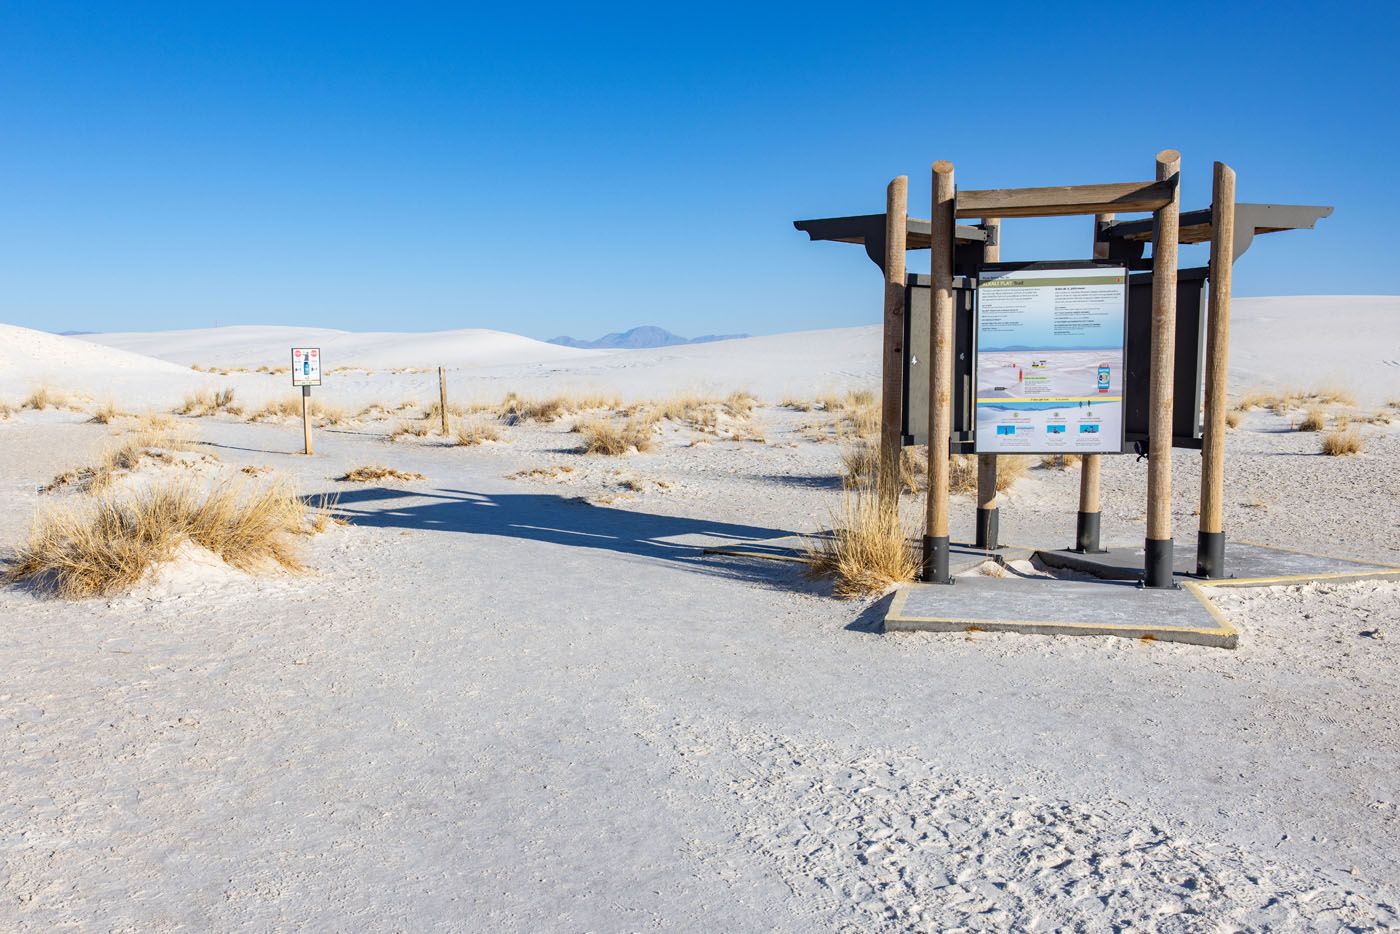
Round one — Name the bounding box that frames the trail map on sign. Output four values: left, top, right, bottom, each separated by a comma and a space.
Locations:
975, 265, 1126, 454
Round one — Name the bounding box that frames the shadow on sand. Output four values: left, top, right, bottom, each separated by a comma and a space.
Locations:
311, 485, 826, 592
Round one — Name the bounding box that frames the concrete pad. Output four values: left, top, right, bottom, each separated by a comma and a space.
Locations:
1035, 540, 1396, 585
886, 576, 1237, 648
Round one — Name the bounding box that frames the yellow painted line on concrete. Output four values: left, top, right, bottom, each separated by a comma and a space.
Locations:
1203, 569, 1400, 588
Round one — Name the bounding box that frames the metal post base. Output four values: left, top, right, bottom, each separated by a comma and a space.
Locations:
921, 535, 952, 585
1144, 537, 1175, 589
1196, 530, 1226, 579
1074, 511, 1104, 554
975, 507, 999, 551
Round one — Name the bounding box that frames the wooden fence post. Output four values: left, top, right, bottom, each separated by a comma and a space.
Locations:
1197, 161, 1236, 577
975, 217, 1000, 550
880, 176, 909, 507
924, 160, 956, 583
439, 366, 451, 436
301, 385, 313, 456
1145, 150, 1181, 587
1076, 212, 1114, 553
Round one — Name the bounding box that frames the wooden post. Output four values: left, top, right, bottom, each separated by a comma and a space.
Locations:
1145, 150, 1180, 587
975, 217, 1000, 551
924, 160, 956, 583
1075, 212, 1114, 553
879, 176, 909, 507
438, 366, 451, 436
1197, 161, 1236, 578
301, 385, 313, 456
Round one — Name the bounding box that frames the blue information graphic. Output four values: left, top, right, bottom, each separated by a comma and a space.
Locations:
974, 266, 1126, 454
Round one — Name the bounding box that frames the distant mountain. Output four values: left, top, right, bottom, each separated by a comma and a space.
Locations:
547, 325, 748, 350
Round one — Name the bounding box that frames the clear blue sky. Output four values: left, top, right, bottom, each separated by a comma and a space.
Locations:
2, 2, 1395, 339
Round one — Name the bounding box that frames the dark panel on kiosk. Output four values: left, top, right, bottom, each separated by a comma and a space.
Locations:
1124, 266, 1208, 450
901, 274, 975, 451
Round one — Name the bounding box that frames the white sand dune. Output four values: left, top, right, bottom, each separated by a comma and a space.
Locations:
0, 323, 208, 407
66, 295, 1400, 407
1230, 295, 1400, 404
83, 324, 603, 370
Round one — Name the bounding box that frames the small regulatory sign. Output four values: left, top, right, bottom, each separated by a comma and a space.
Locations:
291, 347, 322, 387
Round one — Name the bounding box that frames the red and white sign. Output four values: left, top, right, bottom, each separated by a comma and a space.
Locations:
291, 347, 322, 386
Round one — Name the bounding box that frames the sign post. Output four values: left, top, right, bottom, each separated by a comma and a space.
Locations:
291, 347, 322, 455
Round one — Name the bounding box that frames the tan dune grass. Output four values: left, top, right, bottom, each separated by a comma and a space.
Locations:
576, 418, 655, 455
453, 420, 503, 446
336, 465, 426, 483
6, 477, 314, 598
806, 471, 919, 598
1321, 427, 1363, 456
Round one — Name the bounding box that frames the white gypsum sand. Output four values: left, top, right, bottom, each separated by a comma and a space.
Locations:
0, 296, 1398, 929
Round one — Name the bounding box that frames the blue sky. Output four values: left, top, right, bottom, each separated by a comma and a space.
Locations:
1, 2, 1394, 339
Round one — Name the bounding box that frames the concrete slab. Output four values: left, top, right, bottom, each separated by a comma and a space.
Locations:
1035, 540, 1396, 585
886, 576, 1237, 648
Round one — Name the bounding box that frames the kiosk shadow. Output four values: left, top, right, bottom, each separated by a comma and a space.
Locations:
313, 486, 820, 591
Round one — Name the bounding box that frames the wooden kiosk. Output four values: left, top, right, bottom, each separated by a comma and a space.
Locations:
796, 154, 1332, 589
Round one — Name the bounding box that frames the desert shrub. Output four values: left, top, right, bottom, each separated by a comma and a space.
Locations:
23, 386, 68, 410
176, 386, 238, 417
576, 419, 654, 455
806, 479, 918, 598
453, 420, 503, 446
723, 391, 757, 419
1295, 407, 1326, 432
6, 478, 314, 598
336, 465, 426, 482
89, 401, 122, 424
387, 420, 431, 442
1321, 428, 1363, 456
1039, 453, 1083, 469
498, 393, 573, 423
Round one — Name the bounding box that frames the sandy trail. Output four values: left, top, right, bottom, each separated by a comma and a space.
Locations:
2, 298, 1398, 929
2, 398, 1398, 929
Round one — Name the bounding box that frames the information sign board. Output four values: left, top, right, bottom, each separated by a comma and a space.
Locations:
974, 263, 1127, 454
291, 347, 322, 387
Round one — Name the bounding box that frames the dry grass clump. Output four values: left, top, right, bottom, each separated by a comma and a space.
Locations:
1039, 453, 1083, 469
43, 421, 196, 494
176, 386, 239, 417
497, 392, 617, 424
781, 398, 816, 412
842, 445, 1026, 496
506, 465, 576, 481
723, 391, 757, 419
948, 453, 1026, 494
576, 419, 655, 455
5, 478, 315, 598
249, 395, 303, 421
453, 420, 503, 446
1225, 410, 1241, 429
387, 420, 431, 442
336, 465, 426, 483
806, 475, 918, 598
89, 401, 122, 424
22, 386, 69, 410
0, 400, 15, 419
1358, 409, 1393, 425
1234, 386, 1357, 416
1320, 427, 1363, 456
1295, 407, 1327, 432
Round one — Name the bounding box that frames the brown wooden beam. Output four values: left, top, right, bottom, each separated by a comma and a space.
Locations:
954, 179, 1177, 219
